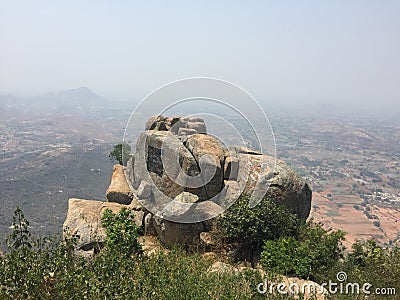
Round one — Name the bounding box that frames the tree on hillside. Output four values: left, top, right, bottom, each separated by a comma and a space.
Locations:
109, 142, 131, 165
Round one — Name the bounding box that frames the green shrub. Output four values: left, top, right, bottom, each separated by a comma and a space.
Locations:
6, 207, 32, 254
348, 239, 384, 267
217, 194, 300, 253
326, 240, 400, 299
1, 208, 79, 299
261, 222, 345, 280
101, 207, 143, 257
260, 236, 303, 275
0, 237, 272, 299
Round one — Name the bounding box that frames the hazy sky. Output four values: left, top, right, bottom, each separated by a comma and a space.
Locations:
1, 1, 399, 110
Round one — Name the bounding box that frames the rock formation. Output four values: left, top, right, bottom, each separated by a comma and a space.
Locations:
63, 115, 312, 253
63, 197, 145, 256
106, 164, 133, 204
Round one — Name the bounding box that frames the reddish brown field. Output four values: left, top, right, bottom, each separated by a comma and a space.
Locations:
310, 192, 400, 249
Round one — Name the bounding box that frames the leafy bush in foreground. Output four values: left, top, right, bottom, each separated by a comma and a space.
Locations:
0, 240, 274, 299
260, 221, 345, 280
327, 239, 400, 299
1, 207, 297, 299
6, 207, 32, 255
101, 207, 143, 257
1, 206, 399, 299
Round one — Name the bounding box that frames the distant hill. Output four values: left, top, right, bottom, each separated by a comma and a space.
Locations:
32, 87, 109, 115
0, 87, 114, 117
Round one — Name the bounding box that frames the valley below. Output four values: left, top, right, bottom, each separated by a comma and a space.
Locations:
1, 89, 399, 251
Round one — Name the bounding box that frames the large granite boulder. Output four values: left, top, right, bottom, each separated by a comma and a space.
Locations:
63, 198, 145, 255
185, 134, 224, 200
132, 130, 209, 201
152, 215, 205, 246
237, 153, 312, 219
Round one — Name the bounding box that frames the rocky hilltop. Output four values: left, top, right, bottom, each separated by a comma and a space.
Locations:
64, 116, 312, 254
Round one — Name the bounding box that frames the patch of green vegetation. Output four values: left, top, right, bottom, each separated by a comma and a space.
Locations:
101, 207, 143, 257
260, 222, 345, 281
327, 240, 400, 299
217, 195, 299, 259
0, 207, 276, 300
109, 142, 131, 165
326, 210, 340, 217
1, 205, 399, 300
